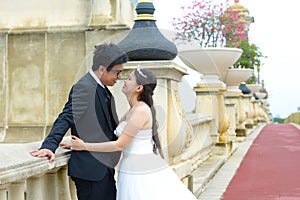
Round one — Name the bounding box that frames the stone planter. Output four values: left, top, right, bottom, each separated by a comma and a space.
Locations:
178, 47, 243, 86
256, 92, 267, 99
246, 84, 262, 94
222, 68, 253, 92
222, 68, 253, 86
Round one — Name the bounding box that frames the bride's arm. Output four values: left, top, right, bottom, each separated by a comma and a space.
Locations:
71, 133, 133, 152
71, 106, 149, 152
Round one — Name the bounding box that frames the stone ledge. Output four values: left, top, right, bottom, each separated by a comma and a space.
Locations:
0, 138, 71, 185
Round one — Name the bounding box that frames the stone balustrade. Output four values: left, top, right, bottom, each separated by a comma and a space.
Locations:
0, 138, 75, 200
0, 112, 215, 199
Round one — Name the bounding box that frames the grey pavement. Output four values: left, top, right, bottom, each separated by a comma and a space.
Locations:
192, 124, 266, 200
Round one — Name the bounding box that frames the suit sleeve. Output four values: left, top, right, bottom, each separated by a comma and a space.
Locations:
40, 83, 89, 153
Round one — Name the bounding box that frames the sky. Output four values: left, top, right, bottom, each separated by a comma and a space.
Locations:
151, 0, 300, 118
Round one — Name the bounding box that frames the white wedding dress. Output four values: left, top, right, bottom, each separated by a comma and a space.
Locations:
114, 121, 197, 200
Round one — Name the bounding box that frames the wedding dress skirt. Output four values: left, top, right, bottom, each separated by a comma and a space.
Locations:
114, 121, 197, 200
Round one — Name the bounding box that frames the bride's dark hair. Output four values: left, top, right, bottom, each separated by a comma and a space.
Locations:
134, 67, 163, 158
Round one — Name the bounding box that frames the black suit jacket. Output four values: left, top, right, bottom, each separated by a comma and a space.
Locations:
40, 72, 121, 181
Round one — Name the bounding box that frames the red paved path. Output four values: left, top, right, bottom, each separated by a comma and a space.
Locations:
222, 124, 300, 200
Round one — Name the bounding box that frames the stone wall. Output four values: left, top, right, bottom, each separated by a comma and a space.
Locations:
0, 0, 135, 32
0, 0, 134, 142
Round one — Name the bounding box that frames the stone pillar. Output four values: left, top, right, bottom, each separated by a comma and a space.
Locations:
225, 102, 236, 140
252, 99, 259, 126
217, 88, 230, 142
194, 87, 219, 142
57, 166, 71, 200
225, 90, 246, 138
0, 185, 7, 200
234, 94, 251, 137
253, 100, 261, 123
0, 34, 7, 143
44, 173, 58, 200
194, 85, 231, 145
7, 180, 25, 200
242, 94, 254, 130
26, 176, 43, 200
235, 96, 247, 136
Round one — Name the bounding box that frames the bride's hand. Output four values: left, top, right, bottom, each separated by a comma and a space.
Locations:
71, 136, 87, 151
60, 142, 71, 149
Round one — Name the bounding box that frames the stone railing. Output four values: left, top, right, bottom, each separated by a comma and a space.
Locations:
0, 113, 214, 199
0, 59, 271, 199
0, 139, 74, 200
0, 99, 270, 200
171, 113, 214, 191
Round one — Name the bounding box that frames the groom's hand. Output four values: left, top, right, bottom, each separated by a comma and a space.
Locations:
30, 149, 55, 163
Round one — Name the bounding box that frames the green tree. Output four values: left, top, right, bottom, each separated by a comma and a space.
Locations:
232, 39, 264, 69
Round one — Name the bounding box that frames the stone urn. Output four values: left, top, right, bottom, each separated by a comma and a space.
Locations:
178, 47, 243, 86
255, 92, 267, 99
246, 84, 262, 94
221, 68, 253, 92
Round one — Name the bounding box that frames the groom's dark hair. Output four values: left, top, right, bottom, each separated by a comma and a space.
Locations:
92, 42, 128, 71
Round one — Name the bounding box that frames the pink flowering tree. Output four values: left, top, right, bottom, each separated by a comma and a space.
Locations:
172, 0, 248, 47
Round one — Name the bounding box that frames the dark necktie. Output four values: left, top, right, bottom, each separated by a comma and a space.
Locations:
103, 87, 111, 109
103, 86, 117, 134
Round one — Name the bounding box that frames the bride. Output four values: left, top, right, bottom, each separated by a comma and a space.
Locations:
62, 67, 197, 200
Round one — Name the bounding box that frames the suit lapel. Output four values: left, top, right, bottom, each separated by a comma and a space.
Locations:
96, 85, 111, 124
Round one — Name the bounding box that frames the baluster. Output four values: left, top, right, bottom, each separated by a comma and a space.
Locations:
57, 166, 71, 200
44, 172, 58, 200
26, 175, 43, 200
0, 185, 7, 200
7, 180, 25, 200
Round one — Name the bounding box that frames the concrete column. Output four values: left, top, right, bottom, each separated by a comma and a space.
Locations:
252, 100, 259, 125
253, 100, 261, 123
44, 173, 57, 200
0, 185, 7, 200
7, 181, 25, 200
225, 91, 245, 137
194, 87, 219, 142
57, 166, 71, 200
225, 102, 236, 140
232, 94, 249, 137
242, 95, 254, 130
26, 176, 43, 200
216, 88, 230, 142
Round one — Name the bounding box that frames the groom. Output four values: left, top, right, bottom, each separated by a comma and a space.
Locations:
30, 43, 128, 200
